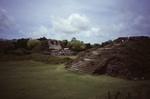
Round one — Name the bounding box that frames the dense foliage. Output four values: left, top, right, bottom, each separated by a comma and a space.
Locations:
0, 53, 71, 64
61, 40, 68, 48
27, 39, 40, 50
12, 38, 30, 49
0, 41, 15, 55
67, 39, 86, 52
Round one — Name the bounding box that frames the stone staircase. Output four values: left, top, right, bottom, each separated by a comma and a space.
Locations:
67, 49, 103, 74
67, 44, 120, 74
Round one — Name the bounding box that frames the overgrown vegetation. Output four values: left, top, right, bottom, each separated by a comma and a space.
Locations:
124, 38, 150, 79
7, 48, 31, 56
0, 40, 15, 55
27, 39, 40, 50
0, 53, 72, 64
67, 38, 86, 52
12, 38, 30, 49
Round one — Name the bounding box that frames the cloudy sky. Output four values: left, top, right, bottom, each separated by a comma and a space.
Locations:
0, 0, 150, 43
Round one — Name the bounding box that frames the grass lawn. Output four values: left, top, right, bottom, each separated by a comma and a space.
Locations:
0, 60, 150, 99
58, 55, 78, 59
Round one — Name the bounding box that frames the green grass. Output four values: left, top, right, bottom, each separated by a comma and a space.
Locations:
58, 55, 78, 59
0, 61, 150, 99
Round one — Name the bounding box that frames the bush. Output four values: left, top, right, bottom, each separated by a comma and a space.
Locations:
67, 39, 86, 52
18, 48, 31, 55
0, 53, 70, 64
77, 51, 85, 57
32, 41, 44, 53
27, 39, 40, 50
0, 49, 4, 56
0, 41, 15, 54
7, 48, 31, 56
61, 40, 68, 48
13, 38, 29, 49
8, 50, 24, 56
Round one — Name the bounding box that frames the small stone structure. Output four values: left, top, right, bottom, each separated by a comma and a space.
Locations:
44, 39, 75, 56
48, 40, 62, 50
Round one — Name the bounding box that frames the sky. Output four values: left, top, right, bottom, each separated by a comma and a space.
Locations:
0, 0, 150, 43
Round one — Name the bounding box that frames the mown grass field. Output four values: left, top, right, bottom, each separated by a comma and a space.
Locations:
0, 60, 150, 99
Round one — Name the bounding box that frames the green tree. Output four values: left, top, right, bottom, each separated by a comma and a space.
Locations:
85, 43, 92, 49
67, 39, 86, 52
61, 40, 68, 48
101, 40, 112, 47
27, 39, 40, 50
71, 37, 76, 41
92, 43, 100, 48
13, 38, 30, 49
38, 37, 47, 41
0, 41, 15, 55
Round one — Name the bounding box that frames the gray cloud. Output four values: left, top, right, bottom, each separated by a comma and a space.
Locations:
0, 7, 16, 32
116, 0, 150, 36
24, 25, 51, 38
51, 13, 90, 34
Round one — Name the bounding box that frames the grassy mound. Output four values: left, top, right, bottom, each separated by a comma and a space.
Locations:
113, 38, 150, 79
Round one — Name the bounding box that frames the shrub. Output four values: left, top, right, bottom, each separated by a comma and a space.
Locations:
32, 41, 44, 53
61, 40, 68, 48
7, 48, 31, 56
27, 39, 40, 50
0, 53, 70, 64
67, 39, 86, 52
8, 50, 23, 56
13, 38, 29, 49
18, 48, 31, 55
0, 41, 15, 54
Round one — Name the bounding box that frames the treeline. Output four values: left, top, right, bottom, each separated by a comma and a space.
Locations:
61, 37, 112, 52
61, 37, 97, 52
0, 37, 113, 56
0, 37, 46, 55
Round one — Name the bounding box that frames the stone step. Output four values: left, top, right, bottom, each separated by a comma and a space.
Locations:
70, 66, 97, 71
84, 58, 92, 61
67, 48, 104, 74
71, 62, 99, 68
71, 62, 89, 67
71, 65, 92, 69
69, 65, 97, 73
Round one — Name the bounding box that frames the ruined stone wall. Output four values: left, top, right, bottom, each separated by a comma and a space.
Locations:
43, 40, 75, 56
48, 40, 62, 50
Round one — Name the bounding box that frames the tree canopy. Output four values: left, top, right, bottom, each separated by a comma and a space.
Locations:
67, 39, 86, 52
27, 39, 41, 50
